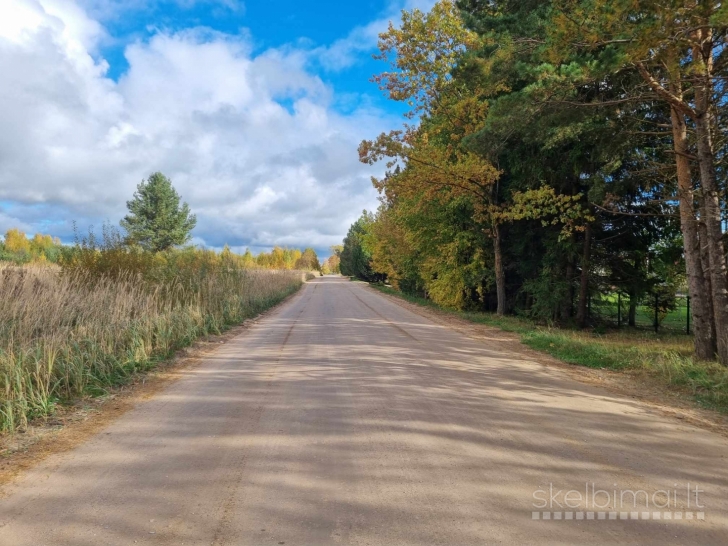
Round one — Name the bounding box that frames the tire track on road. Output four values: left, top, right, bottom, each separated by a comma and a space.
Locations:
211, 291, 309, 546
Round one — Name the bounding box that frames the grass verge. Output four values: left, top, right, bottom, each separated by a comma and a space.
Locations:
372, 285, 728, 414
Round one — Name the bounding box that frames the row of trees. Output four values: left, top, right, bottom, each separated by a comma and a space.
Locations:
345, 1, 728, 364
232, 246, 321, 271
0, 229, 63, 264
0, 225, 322, 273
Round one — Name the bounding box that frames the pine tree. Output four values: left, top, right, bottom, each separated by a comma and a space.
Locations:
121, 172, 197, 252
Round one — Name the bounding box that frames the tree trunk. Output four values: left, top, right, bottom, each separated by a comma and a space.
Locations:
693, 116, 728, 364
493, 223, 506, 315
561, 258, 575, 322
693, 35, 728, 365
576, 224, 591, 328
670, 103, 716, 359
698, 219, 717, 348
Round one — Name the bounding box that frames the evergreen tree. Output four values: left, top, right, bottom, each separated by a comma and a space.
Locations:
121, 172, 197, 252
456, 0, 727, 360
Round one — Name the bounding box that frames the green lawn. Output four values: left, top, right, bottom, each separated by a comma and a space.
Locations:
587, 294, 690, 333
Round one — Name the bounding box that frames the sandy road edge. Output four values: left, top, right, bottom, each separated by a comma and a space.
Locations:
0, 284, 307, 492
364, 282, 728, 439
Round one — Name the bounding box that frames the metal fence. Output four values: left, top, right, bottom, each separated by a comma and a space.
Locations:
587, 292, 691, 334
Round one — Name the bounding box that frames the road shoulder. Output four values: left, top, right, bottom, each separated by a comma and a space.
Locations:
367, 283, 728, 439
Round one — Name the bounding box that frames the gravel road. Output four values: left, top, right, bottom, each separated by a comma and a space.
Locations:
1, 276, 726, 545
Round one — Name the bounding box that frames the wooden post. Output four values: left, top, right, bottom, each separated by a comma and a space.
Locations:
686, 295, 691, 335
617, 293, 621, 328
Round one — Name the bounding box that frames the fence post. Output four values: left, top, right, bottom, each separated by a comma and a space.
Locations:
617, 292, 621, 328
686, 295, 691, 335
654, 293, 659, 333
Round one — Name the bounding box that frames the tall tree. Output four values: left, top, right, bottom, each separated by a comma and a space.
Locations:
540, 0, 728, 362
364, 1, 513, 313
121, 172, 197, 252
456, 0, 725, 360
350, 0, 718, 364
340, 212, 378, 281
3, 228, 31, 254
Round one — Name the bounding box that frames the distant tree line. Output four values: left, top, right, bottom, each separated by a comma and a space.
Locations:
322, 246, 342, 275
0, 229, 63, 264
2, 172, 321, 273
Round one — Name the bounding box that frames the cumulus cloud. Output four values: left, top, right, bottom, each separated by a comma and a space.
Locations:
314, 0, 437, 71
0, 0, 393, 252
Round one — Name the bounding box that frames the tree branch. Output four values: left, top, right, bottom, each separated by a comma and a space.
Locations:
634, 62, 697, 119
591, 203, 679, 218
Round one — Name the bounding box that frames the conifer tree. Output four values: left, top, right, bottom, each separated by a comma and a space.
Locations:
121, 172, 197, 252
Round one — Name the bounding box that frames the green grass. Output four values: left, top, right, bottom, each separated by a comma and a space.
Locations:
520, 330, 635, 370
372, 284, 728, 414
575, 293, 690, 333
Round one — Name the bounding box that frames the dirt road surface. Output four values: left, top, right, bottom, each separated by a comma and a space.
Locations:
1, 277, 727, 545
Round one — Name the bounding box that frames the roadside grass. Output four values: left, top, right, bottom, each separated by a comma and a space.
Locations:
372, 285, 728, 414
0, 262, 303, 433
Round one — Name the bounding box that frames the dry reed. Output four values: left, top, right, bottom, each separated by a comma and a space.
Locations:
0, 263, 302, 432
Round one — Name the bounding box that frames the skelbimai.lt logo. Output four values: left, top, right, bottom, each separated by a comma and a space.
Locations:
532, 483, 706, 521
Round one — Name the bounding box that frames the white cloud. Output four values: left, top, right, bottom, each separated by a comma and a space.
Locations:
0, 211, 33, 235
0, 0, 393, 252
314, 0, 438, 71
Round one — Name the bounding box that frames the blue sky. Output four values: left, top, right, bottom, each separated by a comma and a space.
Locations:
0, 0, 432, 257
98, 0, 395, 106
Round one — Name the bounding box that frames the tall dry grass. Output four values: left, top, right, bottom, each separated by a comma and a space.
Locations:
0, 263, 302, 432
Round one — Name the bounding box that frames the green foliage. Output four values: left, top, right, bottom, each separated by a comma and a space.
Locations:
349, 0, 700, 337
340, 211, 380, 281
61, 225, 321, 285
120, 172, 197, 252
373, 0, 481, 117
